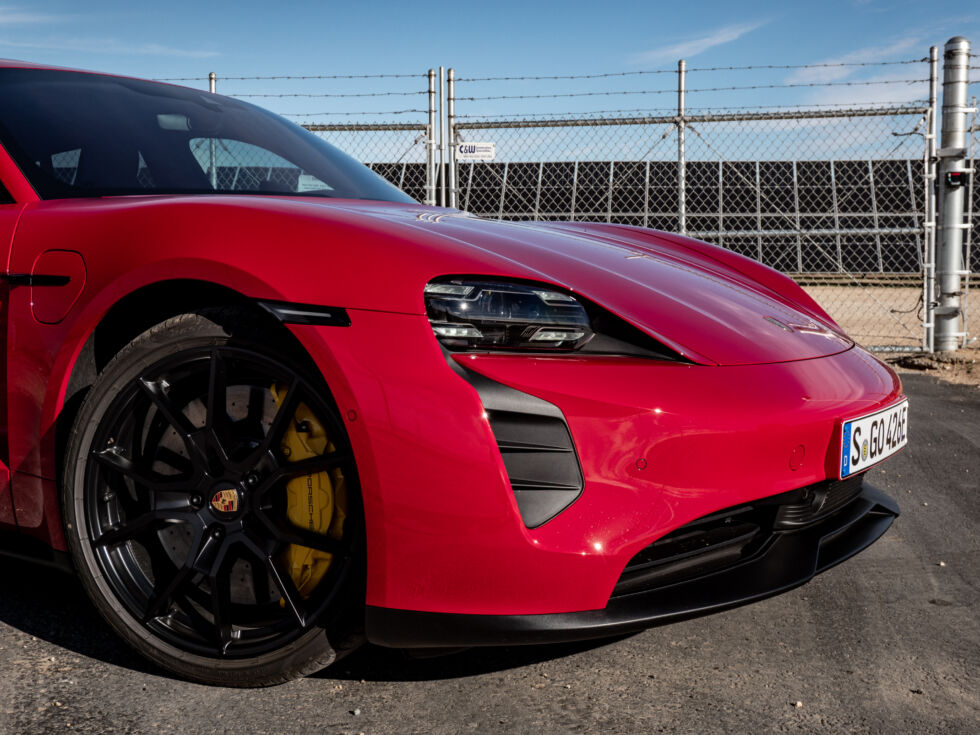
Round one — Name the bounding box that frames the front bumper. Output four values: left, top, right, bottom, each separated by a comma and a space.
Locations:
288, 312, 903, 618
365, 483, 898, 647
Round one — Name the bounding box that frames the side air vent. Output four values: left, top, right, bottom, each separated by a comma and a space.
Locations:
485, 410, 584, 528
444, 354, 585, 528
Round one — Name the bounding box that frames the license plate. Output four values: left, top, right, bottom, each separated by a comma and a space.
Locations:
840, 398, 909, 478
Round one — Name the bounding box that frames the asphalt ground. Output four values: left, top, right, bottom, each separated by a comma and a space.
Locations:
0, 372, 976, 735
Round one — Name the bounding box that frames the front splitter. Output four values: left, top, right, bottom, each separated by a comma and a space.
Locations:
366, 484, 898, 648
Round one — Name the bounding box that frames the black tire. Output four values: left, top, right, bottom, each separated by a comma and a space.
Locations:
62, 309, 363, 686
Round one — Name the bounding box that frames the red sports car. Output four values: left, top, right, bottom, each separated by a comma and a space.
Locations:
0, 62, 906, 686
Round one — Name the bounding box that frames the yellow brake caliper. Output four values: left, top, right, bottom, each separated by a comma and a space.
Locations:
270, 384, 347, 601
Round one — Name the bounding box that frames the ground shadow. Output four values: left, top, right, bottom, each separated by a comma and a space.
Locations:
316, 634, 633, 683
0, 556, 155, 675
0, 555, 632, 684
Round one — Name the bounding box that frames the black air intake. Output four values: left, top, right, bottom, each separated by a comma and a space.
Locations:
485, 410, 583, 528
447, 356, 584, 528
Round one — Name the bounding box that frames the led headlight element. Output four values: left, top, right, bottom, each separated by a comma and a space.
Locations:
425, 280, 593, 351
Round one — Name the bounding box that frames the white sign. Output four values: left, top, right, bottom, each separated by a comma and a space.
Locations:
456, 142, 495, 161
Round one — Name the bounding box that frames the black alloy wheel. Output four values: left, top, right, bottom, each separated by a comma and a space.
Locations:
63, 310, 362, 686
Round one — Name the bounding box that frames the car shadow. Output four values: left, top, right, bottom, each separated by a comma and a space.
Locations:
0, 555, 632, 684
0, 556, 155, 675
316, 635, 632, 683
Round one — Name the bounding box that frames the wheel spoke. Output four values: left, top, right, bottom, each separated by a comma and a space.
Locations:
253, 510, 343, 555
210, 563, 234, 653
92, 511, 167, 547
245, 385, 267, 427
205, 349, 229, 431
264, 555, 308, 628
144, 562, 198, 622
94, 446, 195, 493
264, 382, 302, 452
190, 531, 227, 576
139, 377, 198, 441
150, 446, 194, 476
257, 452, 352, 494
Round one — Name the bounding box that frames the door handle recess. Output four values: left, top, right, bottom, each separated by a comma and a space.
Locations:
1, 273, 71, 287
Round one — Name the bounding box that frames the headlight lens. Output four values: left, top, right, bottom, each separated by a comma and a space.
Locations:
425, 280, 593, 351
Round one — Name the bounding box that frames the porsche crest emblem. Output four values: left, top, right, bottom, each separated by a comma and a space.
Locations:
211, 489, 240, 514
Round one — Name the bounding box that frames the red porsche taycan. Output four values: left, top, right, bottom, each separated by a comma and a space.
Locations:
0, 62, 907, 686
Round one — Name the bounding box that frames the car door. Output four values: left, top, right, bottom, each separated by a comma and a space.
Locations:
0, 171, 26, 529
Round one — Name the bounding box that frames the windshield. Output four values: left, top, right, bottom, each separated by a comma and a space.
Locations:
0, 68, 415, 203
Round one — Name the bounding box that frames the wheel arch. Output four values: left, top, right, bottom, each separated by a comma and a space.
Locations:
56, 277, 312, 469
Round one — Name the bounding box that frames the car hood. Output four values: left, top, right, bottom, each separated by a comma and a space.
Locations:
319, 201, 851, 367
70, 195, 849, 367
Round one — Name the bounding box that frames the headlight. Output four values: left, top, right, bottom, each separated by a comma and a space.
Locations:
424, 280, 593, 351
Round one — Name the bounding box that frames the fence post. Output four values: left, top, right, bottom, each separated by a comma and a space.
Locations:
677, 59, 686, 236
924, 47, 938, 352
208, 72, 218, 189
438, 67, 447, 207
426, 69, 437, 206
447, 68, 457, 209
935, 36, 972, 352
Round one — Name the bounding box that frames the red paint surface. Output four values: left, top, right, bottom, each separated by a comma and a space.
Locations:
31, 250, 87, 324
0, 65, 905, 614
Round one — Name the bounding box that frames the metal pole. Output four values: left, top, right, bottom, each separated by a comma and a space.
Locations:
962, 96, 976, 348
924, 46, 938, 351
426, 69, 436, 206
438, 66, 446, 207
935, 36, 971, 352
208, 72, 217, 189
677, 59, 686, 236
447, 68, 457, 209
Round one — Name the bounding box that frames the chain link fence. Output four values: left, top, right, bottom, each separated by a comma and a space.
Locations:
453, 106, 931, 349
173, 48, 979, 351
444, 53, 944, 351
966, 61, 979, 346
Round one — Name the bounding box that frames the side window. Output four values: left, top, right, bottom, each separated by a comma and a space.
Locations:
51, 149, 80, 185
0, 180, 12, 203
136, 152, 155, 187
189, 138, 332, 194
46, 147, 155, 190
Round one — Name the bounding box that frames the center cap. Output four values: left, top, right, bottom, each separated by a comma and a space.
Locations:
210, 483, 242, 516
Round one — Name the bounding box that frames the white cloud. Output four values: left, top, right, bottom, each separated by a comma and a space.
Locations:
786, 37, 923, 83
630, 21, 769, 64
0, 37, 220, 59
0, 6, 69, 24
802, 68, 929, 106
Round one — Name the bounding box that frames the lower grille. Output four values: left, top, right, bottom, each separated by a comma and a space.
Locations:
613, 474, 865, 597
774, 474, 864, 529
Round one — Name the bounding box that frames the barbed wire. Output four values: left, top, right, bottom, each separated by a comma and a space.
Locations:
456, 59, 927, 82
153, 73, 423, 82
455, 78, 928, 102
231, 90, 427, 99
453, 100, 930, 119
284, 109, 428, 117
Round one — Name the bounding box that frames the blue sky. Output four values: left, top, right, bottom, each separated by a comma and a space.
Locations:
0, 1, 976, 121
